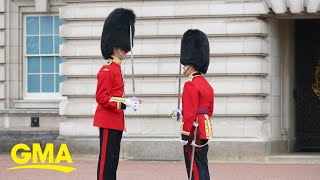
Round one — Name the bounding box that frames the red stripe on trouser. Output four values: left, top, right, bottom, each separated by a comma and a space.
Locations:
99, 129, 109, 180
188, 151, 199, 180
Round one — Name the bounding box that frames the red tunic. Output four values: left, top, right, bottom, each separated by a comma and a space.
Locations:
93, 56, 126, 131
181, 72, 214, 140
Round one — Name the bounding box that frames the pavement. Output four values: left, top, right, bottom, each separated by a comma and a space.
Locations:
1, 154, 320, 180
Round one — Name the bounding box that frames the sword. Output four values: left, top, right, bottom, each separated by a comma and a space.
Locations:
129, 25, 135, 96
189, 118, 199, 180
177, 62, 182, 121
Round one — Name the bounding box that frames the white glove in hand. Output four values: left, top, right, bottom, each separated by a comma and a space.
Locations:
172, 109, 182, 121
125, 97, 140, 111
180, 139, 188, 146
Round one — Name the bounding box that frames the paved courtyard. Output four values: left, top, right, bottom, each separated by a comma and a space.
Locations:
1, 154, 320, 180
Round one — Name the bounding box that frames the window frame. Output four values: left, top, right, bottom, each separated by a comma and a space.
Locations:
23, 14, 65, 100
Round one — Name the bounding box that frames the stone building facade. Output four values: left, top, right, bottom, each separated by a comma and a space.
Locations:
1, 0, 320, 161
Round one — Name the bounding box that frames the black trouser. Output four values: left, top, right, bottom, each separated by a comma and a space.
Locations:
184, 141, 210, 180
97, 128, 123, 180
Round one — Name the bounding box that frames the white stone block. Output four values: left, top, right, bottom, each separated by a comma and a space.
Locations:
209, 3, 244, 15
0, 101, 4, 110
8, 80, 18, 99
9, 29, 19, 46
142, 5, 175, 17
136, 20, 158, 36
0, 83, 4, 99
244, 39, 262, 54
269, 0, 286, 14
175, 4, 209, 16
63, 18, 229, 39
9, 12, 19, 29
288, 0, 303, 13
141, 38, 178, 56
8, 63, 19, 81
0, 31, 4, 46
59, 121, 86, 137
62, 37, 266, 58
0, 65, 4, 81
214, 100, 227, 115
75, 80, 96, 96
35, 0, 49, 12
227, 21, 263, 34
212, 40, 243, 54
0, 15, 4, 29
59, 1, 269, 20
61, 96, 267, 117
59, 7, 76, 19
214, 79, 244, 94
271, 76, 280, 96
213, 118, 244, 137
0, 0, 4, 12
72, 121, 97, 137
60, 24, 92, 39
198, 21, 227, 35
209, 59, 227, 74
59, 98, 94, 116
272, 96, 280, 117
261, 100, 271, 115
271, 116, 281, 140
124, 118, 142, 136
140, 118, 178, 136
61, 57, 267, 77
244, 2, 268, 14
60, 61, 93, 76
271, 37, 280, 56
59, 122, 75, 136
62, 76, 267, 97
271, 59, 280, 77
307, 0, 320, 13
227, 59, 260, 74
243, 79, 264, 94
226, 100, 261, 115
243, 119, 262, 137
158, 19, 190, 36
60, 43, 76, 57
60, 80, 76, 96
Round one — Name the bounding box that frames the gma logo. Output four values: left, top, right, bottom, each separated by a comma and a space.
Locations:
7, 143, 76, 173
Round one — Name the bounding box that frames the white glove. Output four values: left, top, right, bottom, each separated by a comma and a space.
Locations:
172, 109, 182, 121
180, 139, 188, 146
125, 97, 141, 111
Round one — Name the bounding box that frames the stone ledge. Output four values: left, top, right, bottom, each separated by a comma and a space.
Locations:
54, 137, 285, 161
0, 109, 59, 114
13, 100, 61, 109
0, 130, 59, 153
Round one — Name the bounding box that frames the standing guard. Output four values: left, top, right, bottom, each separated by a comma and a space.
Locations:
174, 29, 214, 180
93, 8, 140, 180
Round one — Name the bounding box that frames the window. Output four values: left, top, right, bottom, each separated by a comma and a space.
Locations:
24, 15, 66, 99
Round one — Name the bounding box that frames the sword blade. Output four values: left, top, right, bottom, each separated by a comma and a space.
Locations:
177, 63, 182, 121
189, 119, 198, 180
129, 25, 135, 96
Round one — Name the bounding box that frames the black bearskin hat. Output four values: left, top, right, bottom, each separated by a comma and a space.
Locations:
180, 29, 210, 74
101, 8, 136, 60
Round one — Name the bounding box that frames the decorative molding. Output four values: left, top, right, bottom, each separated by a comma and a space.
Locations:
34, 0, 49, 12
264, 0, 320, 14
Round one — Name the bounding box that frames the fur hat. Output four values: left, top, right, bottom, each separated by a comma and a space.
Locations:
180, 29, 210, 74
101, 8, 136, 60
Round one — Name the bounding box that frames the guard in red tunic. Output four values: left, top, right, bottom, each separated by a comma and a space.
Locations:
93, 8, 140, 180
180, 29, 214, 180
